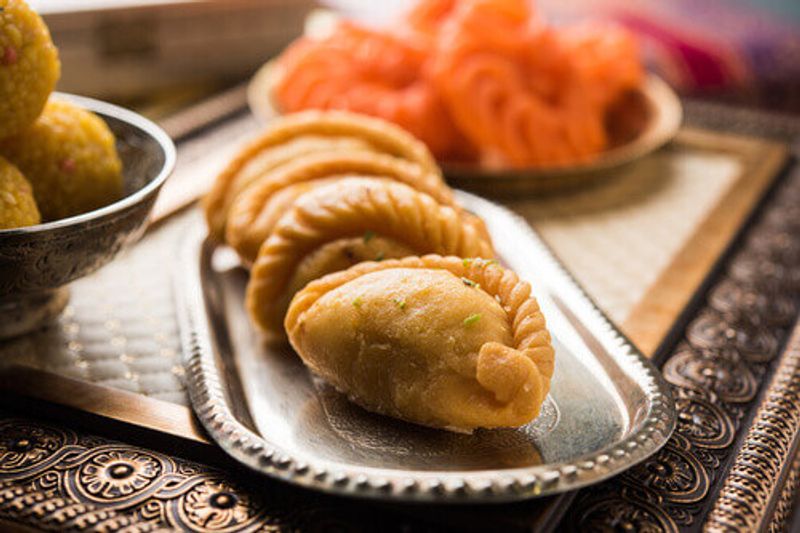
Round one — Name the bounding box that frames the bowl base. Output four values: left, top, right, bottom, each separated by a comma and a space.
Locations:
0, 288, 70, 339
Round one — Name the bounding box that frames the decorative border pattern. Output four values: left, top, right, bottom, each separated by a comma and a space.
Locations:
706, 320, 800, 530
0, 412, 595, 532
769, 451, 800, 533
566, 162, 800, 530
0, 417, 278, 531
177, 193, 676, 503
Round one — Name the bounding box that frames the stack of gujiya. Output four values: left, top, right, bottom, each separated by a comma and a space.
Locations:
204, 110, 554, 433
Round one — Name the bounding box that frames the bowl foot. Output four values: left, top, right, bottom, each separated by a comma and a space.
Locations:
0, 288, 70, 339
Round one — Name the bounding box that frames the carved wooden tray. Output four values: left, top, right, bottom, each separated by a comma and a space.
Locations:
0, 95, 797, 530
175, 192, 676, 502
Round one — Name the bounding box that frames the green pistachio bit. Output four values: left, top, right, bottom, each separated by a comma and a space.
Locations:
352, 297, 363, 308
463, 313, 482, 326
375, 251, 385, 261
363, 230, 375, 243
462, 258, 473, 267
461, 277, 477, 287
393, 297, 406, 309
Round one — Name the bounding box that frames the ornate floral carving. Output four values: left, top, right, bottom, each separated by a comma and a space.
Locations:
78, 449, 162, 500
0, 417, 280, 532
663, 347, 758, 404
0, 421, 72, 473
174, 478, 269, 531
687, 306, 784, 362
672, 394, 734, 449
572, 495, 679, 533
631, 439, 709, 504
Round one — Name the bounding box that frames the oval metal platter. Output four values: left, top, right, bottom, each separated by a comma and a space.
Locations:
176, 192, 676, 503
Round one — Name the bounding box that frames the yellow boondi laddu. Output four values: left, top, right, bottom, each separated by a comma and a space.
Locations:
0, 155, 39, 229
0, 99, 123, 220
0, 0, 60, 138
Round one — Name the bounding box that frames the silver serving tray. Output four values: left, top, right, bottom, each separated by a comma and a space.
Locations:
176, 192, 676, 503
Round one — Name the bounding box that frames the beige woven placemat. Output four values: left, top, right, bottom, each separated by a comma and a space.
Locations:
514, 143, 740, 325
0, 126, 770, 405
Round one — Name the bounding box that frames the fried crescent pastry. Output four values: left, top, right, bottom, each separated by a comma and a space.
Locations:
225, 149, 454, 264
205, 134, 374, 241
204, 110, 441, 240
285, 254, 554, 431
246, 177, 493, 334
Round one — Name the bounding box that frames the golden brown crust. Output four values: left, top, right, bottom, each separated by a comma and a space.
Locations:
246, 178, 494, 334
204, 110, 441, 240
204, 135, 374, 241
285, 254, 555, 426
225, 149, 454, 263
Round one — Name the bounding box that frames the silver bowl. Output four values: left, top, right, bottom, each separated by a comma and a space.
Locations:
0, 93, 176, 338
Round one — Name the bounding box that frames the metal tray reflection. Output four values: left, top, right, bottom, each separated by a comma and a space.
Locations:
176, 192, 675, 502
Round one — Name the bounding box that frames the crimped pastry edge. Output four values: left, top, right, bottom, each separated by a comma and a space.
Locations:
284, 253, 555, 430
225, 149, 455, 263
245, 179, 494, 333
204, 110, 441, 240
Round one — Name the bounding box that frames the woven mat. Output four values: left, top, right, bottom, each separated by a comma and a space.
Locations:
515, 143, 740, 324
0, 130, 749, 405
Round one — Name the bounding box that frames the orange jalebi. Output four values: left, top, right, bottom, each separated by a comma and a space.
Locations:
403, 0, 458, 43
559, 22, 644, 110
274, 21, 471, 160
272, 0, 644, 169
430, 0, 606, 167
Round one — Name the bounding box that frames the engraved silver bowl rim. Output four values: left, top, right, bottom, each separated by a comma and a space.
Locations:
177, 192, 677, 503
0, 92, 176, 237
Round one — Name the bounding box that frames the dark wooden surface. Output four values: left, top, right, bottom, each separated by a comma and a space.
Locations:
0, 409, 573, 532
